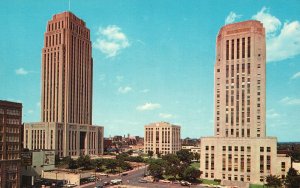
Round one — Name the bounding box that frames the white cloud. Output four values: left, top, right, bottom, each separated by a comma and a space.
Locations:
159, 113, 174, 119
252, 7, 281, 37
225, 11, 242, 24
140, 89, 149, 93
136, 103, 161, 111
280, 97, 300, 105
118, 86, 132, 94
291, 72, 300, 79
267, 109, 280, 119
93, 25, 130, 58
15, 68, 28, 75
252, 7, 300, 62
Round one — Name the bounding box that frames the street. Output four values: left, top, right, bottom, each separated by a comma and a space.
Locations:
80, 166, 206, 188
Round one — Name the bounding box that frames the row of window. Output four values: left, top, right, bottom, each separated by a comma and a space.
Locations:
226, 37, 251, 60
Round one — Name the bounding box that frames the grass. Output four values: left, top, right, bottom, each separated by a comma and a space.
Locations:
249, 184, 265, 188
201, 179, 220, 185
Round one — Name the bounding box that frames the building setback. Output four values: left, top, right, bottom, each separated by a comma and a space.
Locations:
0, 100, 22, 188
24, 12, 103, 157
144, 122, 181, 156
200, 20, 290, 185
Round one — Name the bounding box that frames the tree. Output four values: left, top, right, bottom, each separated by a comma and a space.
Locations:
194, 153, 200, 162
68, 158, 78, 169
126, 150, 133, 155
162, 154, 181, 179
265, 175, 282, 188
183, 166, 201, 181
176, 149, 194, 164
106, 159, 118, 172
285, 168, 300, 188
77, 155, 92, 169
148, 160, 165, 179
147, 150, 154, 158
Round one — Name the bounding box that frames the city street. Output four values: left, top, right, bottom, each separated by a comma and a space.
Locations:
80, 166, 206, 188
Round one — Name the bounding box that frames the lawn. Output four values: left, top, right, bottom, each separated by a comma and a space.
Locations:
249, 184, 265, 188
201, 179, 221, 185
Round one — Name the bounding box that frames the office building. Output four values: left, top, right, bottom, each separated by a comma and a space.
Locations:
200, 20, 290, 185
144, 122, 181, 156
0, 100, 22, 188
24, 12, 103, 157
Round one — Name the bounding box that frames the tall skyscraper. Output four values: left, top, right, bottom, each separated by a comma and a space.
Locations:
41, 12, 92, 125
200, 21, 290, 185
0, 100, 22, 188
24, 12, 103, 158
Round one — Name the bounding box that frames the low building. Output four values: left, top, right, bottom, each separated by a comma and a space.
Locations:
21, 150, 55, 186
144, 122, 181, 156
0, 100, 23, 188
42, 169, 91, 185
24, 122, 104, 157
182, 145, 201, 154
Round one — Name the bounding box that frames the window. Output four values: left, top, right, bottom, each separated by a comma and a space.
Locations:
247, 37, 251, 58
226, 40, 229, 60
237, 38, 240, 59
231, 39, 234, 59
260, 147, 264, 152
242, 38, 245, 58
267, 147, 271, 152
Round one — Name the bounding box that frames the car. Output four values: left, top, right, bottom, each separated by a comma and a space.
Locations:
110, 179, 122, 185
138, 179, 148, 183
94, 186, 103, 188
103, 181, 110, 186
160, 179, 171, 183
121, 173, 128, 176
180, 180, 192, 186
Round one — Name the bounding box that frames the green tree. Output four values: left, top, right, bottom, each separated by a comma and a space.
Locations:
285, 168, 300, 188
194, 153, 200, 162
126, 150, 133, 155
162, 154, 181, 179
147, 150, 154, 158
148, 159, 165, 179
106, 159, 118, 172
265, 175, 282, 188
176, 149, 194, 164
183, 166, 201, 181
68, 158, 78, 169
77, 155, 92, 169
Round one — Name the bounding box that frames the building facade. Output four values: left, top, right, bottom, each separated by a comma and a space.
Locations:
24, 12, 103, 157
200, 21, 290, 185
144, 122, 181, 156
0, 100, 22, 188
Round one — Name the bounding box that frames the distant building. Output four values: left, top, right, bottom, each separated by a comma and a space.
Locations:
144, 122, 181, 156
182, 145, 201, 154
200, 20, 291, 185
21, 150, 56, 186
181, 137, 201, 146
0, 100, 22, 188
24, 11, 104, 157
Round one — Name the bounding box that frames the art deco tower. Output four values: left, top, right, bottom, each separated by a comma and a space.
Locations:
200, 20, 290, 185
214, 20, 266, 138
41, 12, 92, 125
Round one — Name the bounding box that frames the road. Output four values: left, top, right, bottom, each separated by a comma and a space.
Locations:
80, 166, 206, 188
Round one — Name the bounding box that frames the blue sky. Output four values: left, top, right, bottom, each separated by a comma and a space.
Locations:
0, 0, 299, 141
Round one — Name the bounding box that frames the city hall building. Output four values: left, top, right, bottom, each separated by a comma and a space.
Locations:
200, 20, 290, 185
24, 12, 103, 157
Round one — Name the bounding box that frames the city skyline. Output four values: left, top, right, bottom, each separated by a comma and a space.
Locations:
0, 1, 300, 141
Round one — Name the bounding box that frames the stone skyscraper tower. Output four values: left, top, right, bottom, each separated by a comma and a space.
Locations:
41, 12, 92, 125
200, 21, 290, 186
24, 12, 103, 158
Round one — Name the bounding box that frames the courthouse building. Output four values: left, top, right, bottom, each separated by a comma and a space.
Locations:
24, 12, 103, 157
200, 20, 290, 185
144, 122, 181, 156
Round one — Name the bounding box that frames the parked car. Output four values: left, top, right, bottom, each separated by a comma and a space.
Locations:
103, 181, 110, 186
110, 179, 122, 185
180, 180, 192, 186
121, 173, 128, 176
138, 179, 148, 183
160, 179, 171, 183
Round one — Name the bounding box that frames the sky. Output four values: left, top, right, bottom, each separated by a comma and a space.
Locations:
0, 0, 299, 141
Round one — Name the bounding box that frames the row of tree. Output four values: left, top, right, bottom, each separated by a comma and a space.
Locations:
266, 168, 300, 188
147, 149, 200, 162
147, 150, 201, 182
